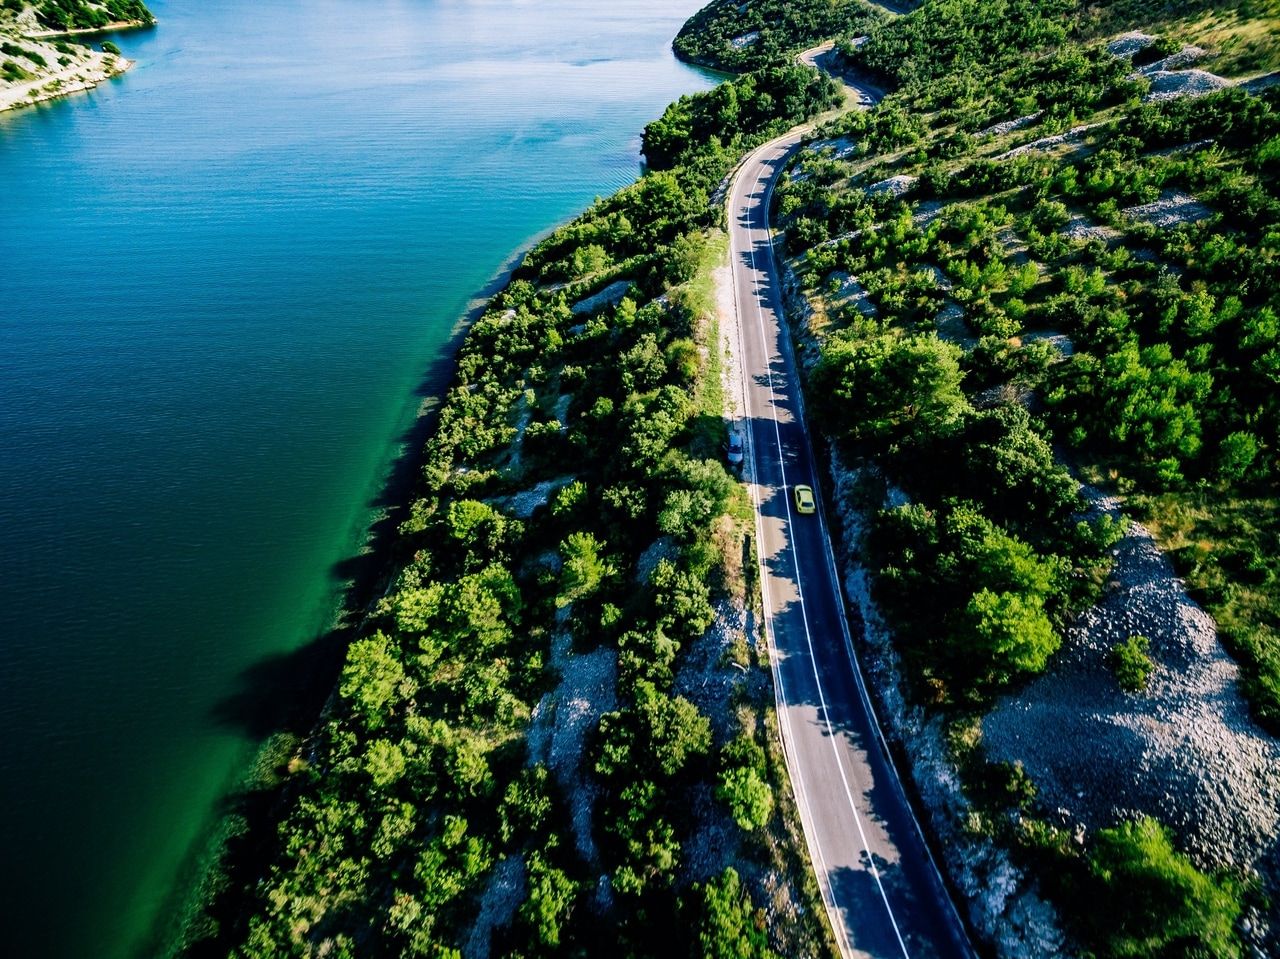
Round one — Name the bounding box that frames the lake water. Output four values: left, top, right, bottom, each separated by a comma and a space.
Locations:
0, 2, 713, 955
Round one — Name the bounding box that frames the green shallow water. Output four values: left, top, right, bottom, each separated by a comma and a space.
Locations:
0, 2, 713, 955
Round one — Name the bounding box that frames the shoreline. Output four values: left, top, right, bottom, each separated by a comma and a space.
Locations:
155, 242, 540, 957
23, 18, 151, 39
0, 17, 150, 114
0, 55, 132, 113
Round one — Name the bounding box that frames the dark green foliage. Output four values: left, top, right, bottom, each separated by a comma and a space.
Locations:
2, 57, 29, 81
1086, 818, 1243, 958
813, 331, 968, 453
1111, 635, 1154, 692
643, 65, 841, 170
851, 0, 1074, 91
690, 868, 780, 959
1, 40, 46, 66
674, 0, 889, 71
34, 0, 152, 30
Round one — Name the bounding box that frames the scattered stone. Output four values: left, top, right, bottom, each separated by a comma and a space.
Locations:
1138, 45, 1207, 73
526, 624, 619, 866
1144, 69, 1232, 102
997, 123, 1102, 160
1150, 137, 1214, 157
1242, 71, 1280, 94
935, 301, 976, 349
978, 112, 1043, 139
1107, 31, 1157, 59
912, 200, 946, 228
919, 263, 954, 292
807, 135, 857, 160
866, 174, 919, 197
1122, 190, 1213, 228
825, 271, 878, 316
1021, 330, 1075, 359
570, 280, 632, 316
1059, 213, 1120, 243
729, 31, 760, 49
491, 475, 575, 519
464, 855, 527, 959
984, 490, 1280, 883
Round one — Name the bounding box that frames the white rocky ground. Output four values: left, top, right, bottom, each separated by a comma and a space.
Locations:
984, 490, 1280, 949
1123, 190, 1214, 228
0, 29, 130, 112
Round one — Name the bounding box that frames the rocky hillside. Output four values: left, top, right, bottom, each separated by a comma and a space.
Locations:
0, 0, 151, 112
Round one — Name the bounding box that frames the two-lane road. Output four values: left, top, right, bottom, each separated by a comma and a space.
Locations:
728, 130, 975, 959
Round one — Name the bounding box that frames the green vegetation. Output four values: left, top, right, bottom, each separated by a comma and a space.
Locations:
674, 0, 890, 71
177, 45, 842, 959
1111, 635, 1154, 691
2, 57, 30, 80
31, 0, 153, 31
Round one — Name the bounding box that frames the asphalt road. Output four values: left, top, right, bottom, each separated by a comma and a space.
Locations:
727, 129, 976, 959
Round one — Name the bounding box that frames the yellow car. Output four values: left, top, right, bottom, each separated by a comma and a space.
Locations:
793, 484, 816, 515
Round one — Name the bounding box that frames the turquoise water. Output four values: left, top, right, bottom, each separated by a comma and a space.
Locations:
0, 2, 712, 955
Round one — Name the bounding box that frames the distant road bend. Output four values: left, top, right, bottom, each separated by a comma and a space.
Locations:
726, 66, 976, 959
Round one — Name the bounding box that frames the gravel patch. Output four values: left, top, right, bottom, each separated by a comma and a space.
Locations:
997, 124, 1101, 161
935, 301, 976, 349
1144, 69, 1233, 101
913, 200, 946, 228
463, 854, 527, 959
491, 475, 575, 519
807, 135, 857, 160
1021, 330, 1074, 358
1122, 190, 1213, 228
978, 112, 1042, 139
674, 600, 757, 746
866, 174, 919, 197
1107, 32, 1157, 59
526, 624, 618, 866
826, 271, 879, 316
1058, 213, 1120, 243
730, 31, 760, 50
919, 262, 954, 292
1242, 71, 1280, 94
1138, 45, 1207, 74
984, 490, 1280, 883
571, 280, 632, 316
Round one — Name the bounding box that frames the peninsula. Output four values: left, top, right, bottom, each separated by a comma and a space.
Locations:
0, 0, 152, 112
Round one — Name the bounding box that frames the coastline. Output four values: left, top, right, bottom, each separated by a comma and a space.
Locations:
0, 17, 150, 114
156, 242, 538, 958
0, 53, 132, 113
23, 18, 149, 38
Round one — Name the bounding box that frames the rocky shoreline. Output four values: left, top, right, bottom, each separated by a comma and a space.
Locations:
0, 9, 149, 114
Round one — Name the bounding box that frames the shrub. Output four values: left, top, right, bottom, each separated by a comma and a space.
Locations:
1111, 635, 1154, 692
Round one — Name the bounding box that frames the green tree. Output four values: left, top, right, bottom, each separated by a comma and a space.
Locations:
716, 766, 774, 831
558, 531, 615, 607
962, 588, 1059, 685
339, 633, 407, 731
815, 332, 969, 451
519, 852, 579, 949
1089, 817, 1242, 959
694, 868, 780, 959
